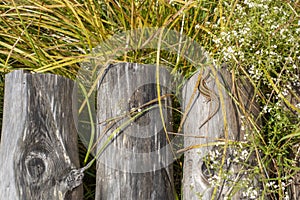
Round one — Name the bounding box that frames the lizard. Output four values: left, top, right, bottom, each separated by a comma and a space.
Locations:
177, 67, 220, 133
197, 68, 220, 129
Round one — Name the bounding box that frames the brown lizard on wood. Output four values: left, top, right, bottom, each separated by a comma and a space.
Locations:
197, 69, 220, 129
177, 68, 220, 132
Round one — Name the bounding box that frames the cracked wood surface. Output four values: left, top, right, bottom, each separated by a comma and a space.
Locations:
0, 70, 82, 200
182, 67, 260, 199
96, 63, 174, 200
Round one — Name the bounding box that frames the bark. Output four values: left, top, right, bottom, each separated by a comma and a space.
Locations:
0, 70, 83, 200
95, 63, 175, 200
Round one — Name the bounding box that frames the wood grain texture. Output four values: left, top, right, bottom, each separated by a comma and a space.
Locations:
96, 63, 174, 200
0, 70, 82, 200
182, 67, 260, 199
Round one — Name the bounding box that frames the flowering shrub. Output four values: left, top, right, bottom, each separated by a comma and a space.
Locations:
199, 0, 300, 198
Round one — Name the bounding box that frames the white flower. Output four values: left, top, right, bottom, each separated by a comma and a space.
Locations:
266, 181, 275, 187
250, 190, 258, 199
284, 192, 290, 200
263, 106, 269, 113
271, 24, 279, 30
243, 133, 249, 140
213, 38, 221, 45
232, 30, 237, 36
242, 186, 258, 199
241, 125, 245, 131
240, 149, 249, 161
248, 65, 255, 75
227, 46, 234, 53
208, 175, 221, 186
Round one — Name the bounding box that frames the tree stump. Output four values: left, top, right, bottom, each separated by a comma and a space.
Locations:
182, 67, 260, 199
0, 70, 82, 200
95, 63, 175, 200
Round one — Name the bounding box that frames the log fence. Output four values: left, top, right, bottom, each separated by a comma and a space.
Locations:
0, 63, 260, 199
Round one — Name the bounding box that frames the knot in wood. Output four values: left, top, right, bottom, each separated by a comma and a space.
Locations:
23, 151, 49, 184
26, 157, 46, 179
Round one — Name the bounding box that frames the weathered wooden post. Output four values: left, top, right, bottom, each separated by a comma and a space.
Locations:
181, 67, 260, 199
95, 63, 174, 199
0, 70, 83, 200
